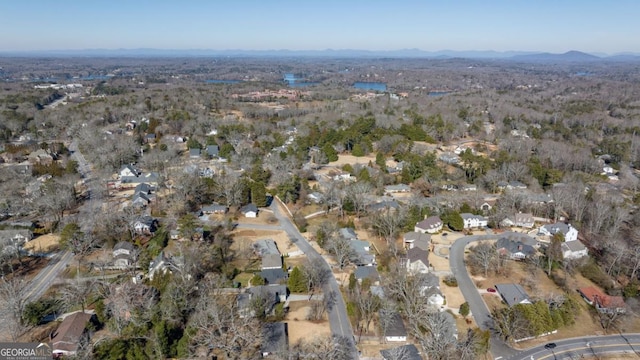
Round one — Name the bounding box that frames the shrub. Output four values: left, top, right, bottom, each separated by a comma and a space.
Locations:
443, 275, 458, 287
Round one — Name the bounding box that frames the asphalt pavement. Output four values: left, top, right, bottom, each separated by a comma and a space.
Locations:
24, 250, 74, 303
269, 199, 358, 358
449, 234, 518, 359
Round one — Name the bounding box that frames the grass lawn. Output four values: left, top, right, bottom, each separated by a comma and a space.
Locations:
233, 272, 255, 288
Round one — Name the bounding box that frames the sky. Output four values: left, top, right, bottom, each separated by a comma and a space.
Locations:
1, 0, 638, 54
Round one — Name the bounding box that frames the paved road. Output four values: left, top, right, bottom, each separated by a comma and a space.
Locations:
24, 250, 74, 303
512, 334, 640, 359
449, 234, 518, 359
269, 199, 358, 358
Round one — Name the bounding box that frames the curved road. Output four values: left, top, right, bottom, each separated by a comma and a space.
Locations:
450, 234, 640, 360
449, 234, 517, 358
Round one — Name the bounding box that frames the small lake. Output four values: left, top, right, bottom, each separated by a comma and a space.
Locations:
284, 73, 318, 87
353, 82, 387, 91
428, 91, 452, 97
205, 79, 241, 84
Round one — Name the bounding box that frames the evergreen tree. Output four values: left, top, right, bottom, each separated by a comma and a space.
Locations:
251, 181, 268, 207
322, 143, 338, 162
288, 266, 308, 293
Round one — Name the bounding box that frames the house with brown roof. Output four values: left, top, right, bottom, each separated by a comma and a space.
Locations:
414, 216, 443, 234
578, 287, 626, 314
51, 311, 95, 357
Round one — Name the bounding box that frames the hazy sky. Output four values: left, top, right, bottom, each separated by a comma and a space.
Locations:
1, 0, 638, 54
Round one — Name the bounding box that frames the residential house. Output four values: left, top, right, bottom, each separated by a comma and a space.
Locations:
241, 203, 259, 218
578, 287, 626, 314
460, 213, 488, 229
562, 240, 588, 260
119, 164, 140, 178
131, 192, 151, 208
496, 235, 537, 260
414, 216, 443, 234
438, 152, 460, 164
262, 254, 283, 270
199, 167, 214, 178
28, 148, 53, 165
380, 344, 422, 360
539, 223, 579, 242
145, 133, 156, 143
339, 227, 358, 240
354, 266, 380, 285
189, 148, 201, 158
262, 322, 289, 358
134, 182, 153, 195
495, 283, 532, 307
133, 216, 157, 235
384, 184, 411, 194
201, 203, 227, 215
206, 145, 219, 158
405, 247, 429, 274
461, 184, 478, 192
112, 242, 136, 269
254, 239, 280, 256
508, 181, 528, 190
148, 251, 181, 280
367, 200, 400, 212
403, 231, 431, 251
248, 285, 289, 313
51, 312, 95, 357
0, 229, 32, 256
260, 268, 288, 285
306, 192, 324, 204
331, 171, 353, 182
383, 312, 408, 342
480, 199, 496, 214
349, 239, 375, 266
502, 213, 535, 228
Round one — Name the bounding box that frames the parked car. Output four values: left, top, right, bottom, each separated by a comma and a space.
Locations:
487, 288, 496, 293
544, 343, 557, 350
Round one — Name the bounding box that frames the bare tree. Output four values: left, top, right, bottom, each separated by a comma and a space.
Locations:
467, 241, 497, 277
415, 312, 458, 360
324, 234, 355, 270
301, 258, 331, 297
188, 280, 261, 359
345, 181, 372, 218
369, 207, 407, 245
0, 277, 28, 341
105, 282, 158, 335
60, 276, 96, 313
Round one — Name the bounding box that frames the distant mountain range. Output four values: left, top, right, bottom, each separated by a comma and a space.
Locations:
2, 48, 640, 61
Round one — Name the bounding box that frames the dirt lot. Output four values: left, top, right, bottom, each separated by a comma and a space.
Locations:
24, 233, 60, 253
285, 301, 331, 345
328, 154, 377, 167
232, 229, 297, 256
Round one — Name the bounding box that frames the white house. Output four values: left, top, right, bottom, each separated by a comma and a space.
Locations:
240, 203, 258, 218
539, 223, 578, 242
562, 240, 588, 259
119, 164, 140, 178
460, 213, 488, 229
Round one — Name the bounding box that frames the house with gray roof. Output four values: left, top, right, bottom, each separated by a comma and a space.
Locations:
262, 322, 288, 358
206, 144, 219, 158
403, 231, 431, 251
380, 344, 422, 360
562, 240, 588, 259
539, 222, 578, 242
201, 203, 227, 214
383, 312, 407, 342
262, 254, 283, 270
339, 227, 358, 240
260, 268, 288, 285
495, 283, 532, 307
254, 239, 280, 256
405, 247, 429, 274
384, 184, 411, 194
502, 213, 535, 228
189, 148, 201, 158
367, 200, 400, 212
496, 236, 536, 260
354, 266, 380, 285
